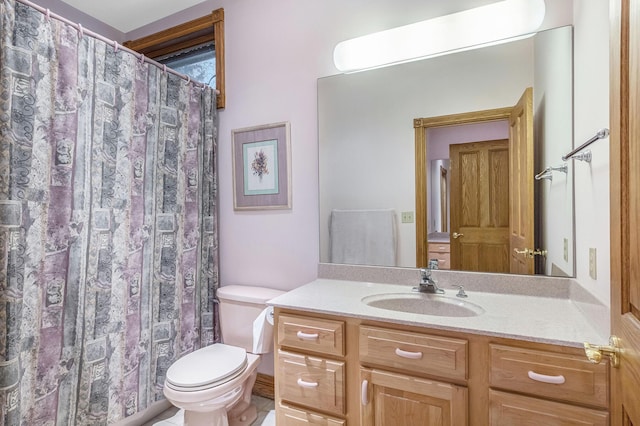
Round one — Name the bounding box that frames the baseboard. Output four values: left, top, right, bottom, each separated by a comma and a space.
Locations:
253, 373, 274, 399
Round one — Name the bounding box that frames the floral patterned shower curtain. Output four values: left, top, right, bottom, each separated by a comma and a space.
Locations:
0, 0, 220, 424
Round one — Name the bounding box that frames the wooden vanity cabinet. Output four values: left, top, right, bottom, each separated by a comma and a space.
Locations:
275, 312, 353, 425
488, 344, 609, 425
273, 309, 610, 426
428, 242, 451, 270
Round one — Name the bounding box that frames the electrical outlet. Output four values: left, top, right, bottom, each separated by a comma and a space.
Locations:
563, 238, 568, 262
589, 248, 597, 280
401, 211, 414, 223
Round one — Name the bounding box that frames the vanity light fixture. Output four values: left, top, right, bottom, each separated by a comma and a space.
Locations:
333, 0, 546, 73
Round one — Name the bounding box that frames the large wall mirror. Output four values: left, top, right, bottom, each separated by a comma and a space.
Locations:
318, 25, 574, 277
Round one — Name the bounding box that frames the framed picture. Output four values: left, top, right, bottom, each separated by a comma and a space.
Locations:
232, 122, 292, 210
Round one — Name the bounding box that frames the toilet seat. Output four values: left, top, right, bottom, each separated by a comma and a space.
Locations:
165, 344, 248, 392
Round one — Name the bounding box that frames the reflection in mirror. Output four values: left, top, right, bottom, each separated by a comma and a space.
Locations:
318, 26, 574, 277
430, 159, 450, 234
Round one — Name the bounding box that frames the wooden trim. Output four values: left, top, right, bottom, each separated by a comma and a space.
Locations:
413, 107, 513, 268
213, 10, 225, 109
414, 124, 427, 267
124, 9, 225, 109
254, 373, 275, 399
415, 107, 513, 129
609, 0, 625, 424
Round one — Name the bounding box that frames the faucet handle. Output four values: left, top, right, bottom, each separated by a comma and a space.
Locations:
455, 285, 468, 298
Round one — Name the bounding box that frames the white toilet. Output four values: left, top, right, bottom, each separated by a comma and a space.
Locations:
163, 285, 285, 426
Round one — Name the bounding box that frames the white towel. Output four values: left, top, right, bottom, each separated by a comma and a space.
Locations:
329, 209, 397, 266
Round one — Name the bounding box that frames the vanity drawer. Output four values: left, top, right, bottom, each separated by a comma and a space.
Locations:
278, 350, 346, 416
489, 390, 609, 426
277, 314, 345, 357
278, 403, 346, 425
427, 252, 450, 270
359, 325, 467, 381
489, 344, 608, 408
429, 242, 450, 253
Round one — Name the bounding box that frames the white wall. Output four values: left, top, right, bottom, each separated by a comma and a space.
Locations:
572, 0, 610, 306
534, 26, 574, 276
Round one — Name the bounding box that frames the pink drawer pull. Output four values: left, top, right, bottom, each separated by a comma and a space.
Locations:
297, 378, 319, 388
395, 348, 423, 360
527, 371, 566, 384
296, 331, 319, 340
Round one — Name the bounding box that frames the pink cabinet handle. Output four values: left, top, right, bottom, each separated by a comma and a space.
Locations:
395, 348, 423, 359
296, 331, 319, 340
527, 371, 566, 384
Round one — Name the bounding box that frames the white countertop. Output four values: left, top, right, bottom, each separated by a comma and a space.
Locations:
268, 278, 609, 348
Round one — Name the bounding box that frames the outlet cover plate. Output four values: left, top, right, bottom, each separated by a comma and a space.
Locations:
401, 211, 414, 223
589, 248, 597, 280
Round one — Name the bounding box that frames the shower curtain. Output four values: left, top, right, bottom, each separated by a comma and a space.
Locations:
0, 1, 220, 424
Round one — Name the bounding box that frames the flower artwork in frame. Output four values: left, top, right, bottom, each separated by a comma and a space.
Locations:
232, 122, 291, 210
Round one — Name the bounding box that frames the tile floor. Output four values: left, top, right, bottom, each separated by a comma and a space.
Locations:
141, 395, 275, 426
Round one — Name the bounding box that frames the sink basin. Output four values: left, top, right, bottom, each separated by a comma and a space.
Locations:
362, 293, 484, 317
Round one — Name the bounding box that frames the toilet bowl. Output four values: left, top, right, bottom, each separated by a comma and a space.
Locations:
163, 285, 284, 426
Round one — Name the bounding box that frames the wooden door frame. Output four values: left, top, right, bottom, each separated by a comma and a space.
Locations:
609, 0, 640, 423
414, 107, 513, 267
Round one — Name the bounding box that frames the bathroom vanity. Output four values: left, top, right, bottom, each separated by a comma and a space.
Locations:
269, 276, 610, 426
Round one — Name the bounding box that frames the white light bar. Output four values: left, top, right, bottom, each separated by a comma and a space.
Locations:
333, 0, 546, 73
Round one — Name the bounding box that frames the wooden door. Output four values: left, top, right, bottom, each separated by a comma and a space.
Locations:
449, 140, 510, 273
609, 0, 640, 424
508, 87, 535, 274
360, 368, 467, 426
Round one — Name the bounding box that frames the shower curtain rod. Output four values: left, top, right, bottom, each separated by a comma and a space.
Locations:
10, 0, 219, 93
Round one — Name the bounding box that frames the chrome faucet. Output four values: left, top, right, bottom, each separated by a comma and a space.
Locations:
417, 268, 445, 294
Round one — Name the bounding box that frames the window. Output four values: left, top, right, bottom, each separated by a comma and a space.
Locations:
124, 9, 225, 109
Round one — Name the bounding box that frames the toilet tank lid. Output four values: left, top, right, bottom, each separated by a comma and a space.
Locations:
217, 285, 285, 304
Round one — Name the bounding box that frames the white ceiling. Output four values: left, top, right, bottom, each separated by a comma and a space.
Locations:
60, 0, 209, 33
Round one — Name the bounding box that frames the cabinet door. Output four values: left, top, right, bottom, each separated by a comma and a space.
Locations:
360, 368, 467, 426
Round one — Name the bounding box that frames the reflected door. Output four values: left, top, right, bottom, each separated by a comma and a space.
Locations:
450, 140, 510, 272
509, 87, 535, 274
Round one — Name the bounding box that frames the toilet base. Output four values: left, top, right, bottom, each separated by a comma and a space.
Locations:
180, 402, 256, 426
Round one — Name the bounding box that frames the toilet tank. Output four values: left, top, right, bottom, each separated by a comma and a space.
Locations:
217, 285, 285, 352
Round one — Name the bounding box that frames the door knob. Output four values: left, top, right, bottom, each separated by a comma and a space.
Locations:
452, 232, 464, 239
584, 336, 620, 368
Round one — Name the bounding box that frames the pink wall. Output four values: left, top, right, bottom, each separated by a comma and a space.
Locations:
31, 0, 124, 41
427, 121, 510, 160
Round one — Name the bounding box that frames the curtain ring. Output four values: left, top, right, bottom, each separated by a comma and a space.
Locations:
113, 41, 118, 53
139, 53, 145, 65
45, 8, 51, 21
186, 75, 191, 84
77, 23, 84, 41
163, 64, 167, 74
